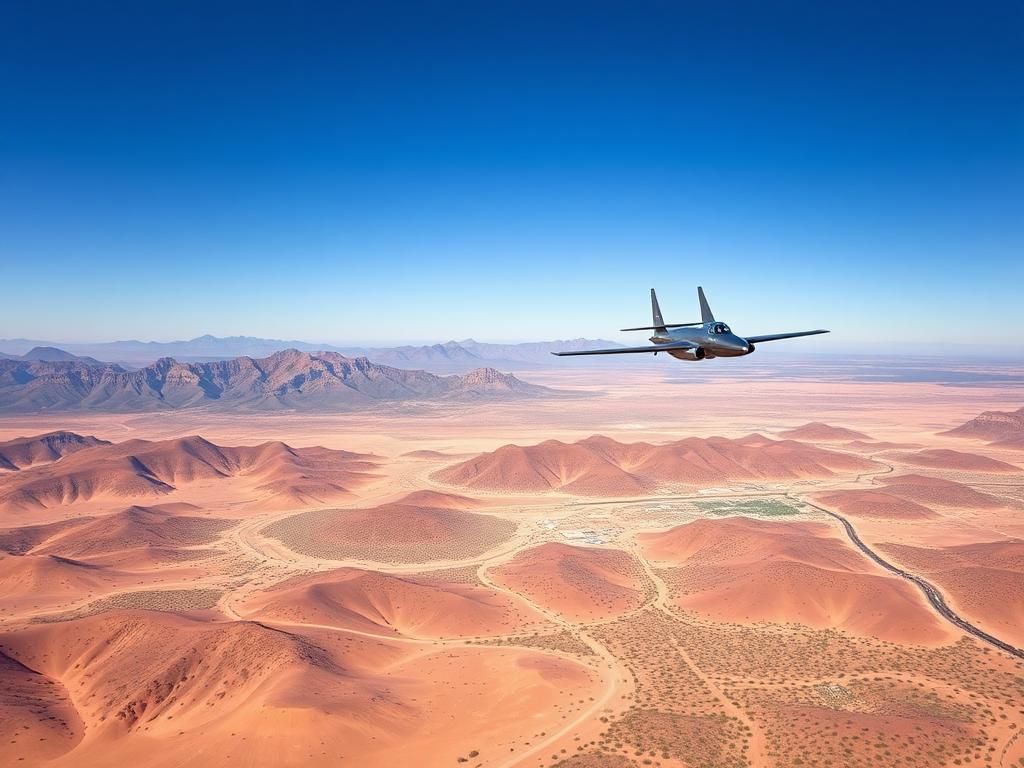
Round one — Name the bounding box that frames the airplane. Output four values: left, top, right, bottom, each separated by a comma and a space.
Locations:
553, 287, 828, 361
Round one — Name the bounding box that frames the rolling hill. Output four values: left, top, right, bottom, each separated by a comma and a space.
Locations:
639, 517, 949, 643
778, 422, 871, 441
0, 433, 379, 511
241, 566, 547, 638
891, 448, 1020, 472
0, 431, 110, 471
943, 406, 1024, 447
434, 433, 875, 495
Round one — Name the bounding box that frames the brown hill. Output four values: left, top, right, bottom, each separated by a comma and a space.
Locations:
778, 422, 870, 441
0, 609, 595, 767
811, 489, 938, 519
0, 553, 119, 607
0, 517, 92, 555
0, 434, 378, 512
402, 449, 471, 460
0, 349, 555, 412
435, 434, 875, 495
943, 406, 1024, 444
639, 517, 948, 643
242, 567, 545, 638
263, 492, 515, 563
490, 542, 646, 621
891, 448, 1020, 472
0, 650, 82, 762
30, 503, 232, 560
842, 439, 922, 452
0, 431, 109, 471
391, 489, 482, 509
812, 475, 1003, 518
881, 540, 1024, 645
0, 611, 391, 745
878, 474, 1005, 509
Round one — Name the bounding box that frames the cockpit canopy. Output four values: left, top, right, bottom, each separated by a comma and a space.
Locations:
711, 322, 731, 334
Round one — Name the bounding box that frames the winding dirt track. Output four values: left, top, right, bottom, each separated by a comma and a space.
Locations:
475, 559, 628, 768
625, 538, 771, 766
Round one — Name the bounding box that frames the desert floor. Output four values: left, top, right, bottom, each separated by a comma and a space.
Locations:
1, 364, 1023, 768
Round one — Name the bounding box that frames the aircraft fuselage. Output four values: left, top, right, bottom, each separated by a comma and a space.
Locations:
652, 322, 752, 360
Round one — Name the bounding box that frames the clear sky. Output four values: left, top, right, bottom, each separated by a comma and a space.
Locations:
1, 1, 1021, 352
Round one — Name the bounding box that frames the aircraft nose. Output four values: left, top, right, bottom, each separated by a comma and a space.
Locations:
728, 336, 750, 353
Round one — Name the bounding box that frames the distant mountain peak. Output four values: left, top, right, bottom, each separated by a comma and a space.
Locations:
0, 349, 561, 412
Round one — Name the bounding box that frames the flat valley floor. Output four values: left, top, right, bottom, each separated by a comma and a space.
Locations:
1, 364, 1023, 768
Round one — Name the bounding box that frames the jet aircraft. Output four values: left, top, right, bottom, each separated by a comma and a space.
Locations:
554, 287, 828, 361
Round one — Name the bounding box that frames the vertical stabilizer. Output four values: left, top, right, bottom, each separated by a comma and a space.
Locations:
650, 289, 667, 332
697, 286, 715, 324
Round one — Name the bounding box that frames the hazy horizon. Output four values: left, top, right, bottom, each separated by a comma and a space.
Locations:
2, 331, 1023, 359
3, 2, 1021, 351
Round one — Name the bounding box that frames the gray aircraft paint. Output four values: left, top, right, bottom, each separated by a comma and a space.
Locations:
554, 287, 828, 361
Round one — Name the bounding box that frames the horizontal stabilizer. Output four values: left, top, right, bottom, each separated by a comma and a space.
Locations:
553, 341, 695, 356
746, 329, 830, 344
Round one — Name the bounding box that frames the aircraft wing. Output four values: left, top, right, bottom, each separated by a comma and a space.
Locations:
552, 341, 695, 356
745, 329, 829, 343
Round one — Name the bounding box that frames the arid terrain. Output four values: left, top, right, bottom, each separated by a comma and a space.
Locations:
1, 362, 1023, 768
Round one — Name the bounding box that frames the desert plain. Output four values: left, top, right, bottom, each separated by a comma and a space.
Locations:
1, 361, 1023, 768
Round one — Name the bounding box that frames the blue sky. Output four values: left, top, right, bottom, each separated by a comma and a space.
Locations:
1, 1, 1021, 351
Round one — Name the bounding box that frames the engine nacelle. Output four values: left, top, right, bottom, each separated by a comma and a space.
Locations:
668, 346, 706, 361
746, 343, 755, 354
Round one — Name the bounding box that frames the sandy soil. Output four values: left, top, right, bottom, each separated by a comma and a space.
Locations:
1, 366, 1023, 768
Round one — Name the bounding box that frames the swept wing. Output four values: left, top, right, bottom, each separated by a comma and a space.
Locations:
745, 330, 829, 343
552, 341, 696, 357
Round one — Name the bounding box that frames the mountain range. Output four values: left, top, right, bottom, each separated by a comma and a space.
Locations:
0, 335, 624, 371
0, 349, 557, 412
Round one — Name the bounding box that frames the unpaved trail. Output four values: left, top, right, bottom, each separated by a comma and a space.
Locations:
476, 555, 630, 768
626, 538, 771, 767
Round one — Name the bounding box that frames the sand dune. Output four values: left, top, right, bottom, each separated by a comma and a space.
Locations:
0, 434, 379, 511
778, 422, 870, 441
242, 567, 547, 638
639, 517, 948, 643
0, 611, 401, 746
401, 449, 471, 460
812, 489, 937, 519
490, 542, 646, 621
263, 492, 515, 563
0, 610, 598, 767
841, 439, 922, 452
881, 539, 1024, 645
30, 503, 232, 562
0, 431, 109, 471
435, 434, 875, 495
0, 516, 93, 555
0, 553, 123, 612
817, 475, 1010, 522
391, 489, 481, 509
0, 650, 82, 763
878, 473, 1005, 509
891, 448, 1020, 472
